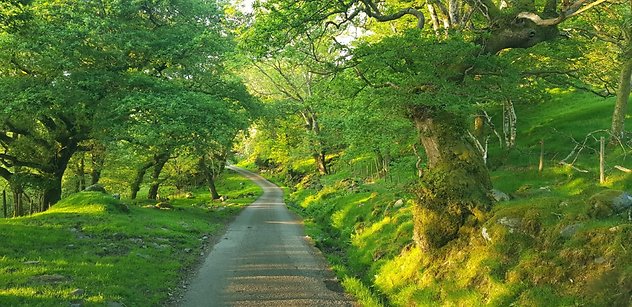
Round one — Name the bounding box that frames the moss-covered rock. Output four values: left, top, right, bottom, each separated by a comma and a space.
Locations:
588, 190, 632, 218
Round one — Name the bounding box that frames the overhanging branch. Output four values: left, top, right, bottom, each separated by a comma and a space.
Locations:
517, 0, 608, 26
360, 0, 425, 29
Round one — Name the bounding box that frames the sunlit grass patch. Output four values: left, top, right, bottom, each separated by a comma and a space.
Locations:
0, 170, 261, 306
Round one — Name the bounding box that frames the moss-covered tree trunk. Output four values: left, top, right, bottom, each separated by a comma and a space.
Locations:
611, 58, 632, 142
410, 106, 493, 251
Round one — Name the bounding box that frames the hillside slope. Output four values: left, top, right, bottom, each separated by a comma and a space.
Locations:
246, 91, 632, 306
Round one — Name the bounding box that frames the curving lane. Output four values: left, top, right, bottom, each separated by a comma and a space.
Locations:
179, 165, 354, 307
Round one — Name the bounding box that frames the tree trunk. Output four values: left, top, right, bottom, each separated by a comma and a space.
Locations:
130, 160, 154, 200
206, 173, 220, 200
199, 157, 221, 200
3, 190, 7, 218
42, 175, 63, 211
301, 110, 329, 175
610, 59, 632, 142
13, 189, 21, 217
313, 151, 328, 175
147, 153, 170, 200
503, 100, 517, 148
42, 140, 77, 210
78, 153, 86, 191
409, 106, 493, 251
90, 144, 106, 185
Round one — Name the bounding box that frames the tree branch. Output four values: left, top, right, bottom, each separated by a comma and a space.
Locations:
360, 0, 426, 29
517, 0, 608, 26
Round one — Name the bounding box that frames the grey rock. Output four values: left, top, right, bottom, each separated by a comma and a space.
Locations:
481, 227, 492, 242
129, 238, 144, 244
560, 223, 583, 238
393, 199, 404, 208
184, 248, 192, 253
612, 192, 632, 212
497, 217, 521, 228
70, 289, 85, 296
491, 189, 510, 202
594, 257, 606, 264
106, 302, 124, 307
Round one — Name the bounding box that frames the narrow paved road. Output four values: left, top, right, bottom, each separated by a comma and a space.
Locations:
180, 166, 354, 307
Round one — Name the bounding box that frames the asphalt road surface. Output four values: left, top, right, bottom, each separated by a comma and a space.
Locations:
179, 166, 355, 307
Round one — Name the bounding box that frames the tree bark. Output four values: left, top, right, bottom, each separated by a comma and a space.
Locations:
130, 160, 154, 200
78, 153, 86, 191
3, 190, 7, 218
90, 143, 106, 185
147, 153, 170, 200
313, 151, 328, 175
301, 110, 329, 175
13, 189, 22, 217
42, 139, 78, 210
610, 59, 632, 142
409, 106, 493, 251
206, 172, 220, 200
199, 157, 221, 200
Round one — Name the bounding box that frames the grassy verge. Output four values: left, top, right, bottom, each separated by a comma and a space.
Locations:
262, 90, 632, 306
0, 169, 262, 306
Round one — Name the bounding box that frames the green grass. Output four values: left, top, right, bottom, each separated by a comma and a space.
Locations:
0, 169, 262, 306
259, 90, 632, 306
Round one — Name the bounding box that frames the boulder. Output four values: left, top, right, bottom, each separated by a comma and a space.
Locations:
497, 217, 521, 233
588, 190, 632, 218
481, 227, 492, 242
497, 217, 521, 228
612, 192, 632, 212
70, 289, 85, 296
560, 223, 583, 238
84, 184, 107, 193
491, 189, 510, 202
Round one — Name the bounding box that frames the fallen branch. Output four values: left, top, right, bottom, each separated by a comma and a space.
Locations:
614, 165, 632, 173
559, 161, 589, 173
